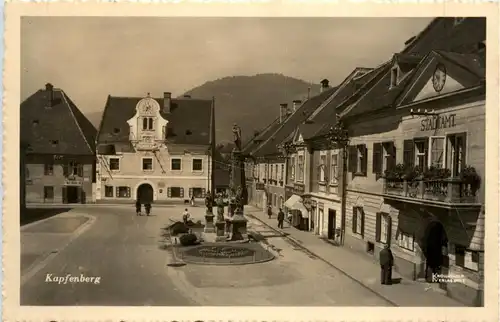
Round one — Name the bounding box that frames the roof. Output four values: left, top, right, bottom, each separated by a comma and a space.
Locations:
21, 85, 97, 155
252, 86, 338, 157
97, 96, 212, 146
436, 50, 485, 78
241, 116, 281, 155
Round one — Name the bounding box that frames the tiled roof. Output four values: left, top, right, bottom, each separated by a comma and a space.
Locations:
252, 87, 338, 157
97, 96, 212, 146
21, 85, 97, 155
241, 116, 281, 155
436, 50, 485, 78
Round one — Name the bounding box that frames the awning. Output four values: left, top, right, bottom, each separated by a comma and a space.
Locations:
284, 194, 309, 218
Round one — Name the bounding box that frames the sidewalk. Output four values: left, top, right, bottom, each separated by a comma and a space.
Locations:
245, 206, 464, 307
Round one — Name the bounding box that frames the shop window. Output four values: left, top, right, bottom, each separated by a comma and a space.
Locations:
116, 186, 130, 198
192, 158, 203, 171
44, 163, 54, 176
44, 186, 54, 200
171, 158, 182, 170
104, 185, 114, 197
142, 158, 153, 171
109, 158, 120, 171
169, 187, 183, 198
447, 133, 467, 177
454, 245, 479, 271
352, 206, 365, 237
330, 151, 338, 184
320, 154, 327, 182
376, 212, 392, 244
397, 230, 415, 251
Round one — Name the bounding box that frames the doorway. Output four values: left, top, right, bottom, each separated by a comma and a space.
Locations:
327, 209, 336, 240
63, 186, 81, 204
423, 220, 449, 283
137, 183, 154, 204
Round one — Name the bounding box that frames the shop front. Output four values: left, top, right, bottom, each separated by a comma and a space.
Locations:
284, 184, 308, 230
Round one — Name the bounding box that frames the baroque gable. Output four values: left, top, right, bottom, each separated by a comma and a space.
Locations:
127, 96, 168, 150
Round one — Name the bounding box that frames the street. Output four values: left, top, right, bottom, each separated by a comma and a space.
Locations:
21, 205, 392, 306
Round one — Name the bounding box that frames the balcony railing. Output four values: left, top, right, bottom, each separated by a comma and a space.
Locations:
383, 177, 479, 204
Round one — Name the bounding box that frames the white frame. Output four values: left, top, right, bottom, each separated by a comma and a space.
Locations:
141, 157, 154, 172
319, 151, 327, 183
414, 140, 426, 169
428, 136, 446, 168
108, 157, 121, 171
380, 213, 390, 244
447, 133, 468, 177
192, 158, 203, 172
170, 157, 182, 171
142, 116, 154, 131
330, 150, 339, 185
356, 145, 364, 173
117, 186, 130, 198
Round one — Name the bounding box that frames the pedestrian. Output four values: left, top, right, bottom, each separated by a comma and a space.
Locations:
277, 208, 285, 229
379, 244, 394, 285
144, 203, 152, 216
135, 199, 142, 216
190, 195, 195, 206
267, 205, 273, 219
182, 208, 190, 225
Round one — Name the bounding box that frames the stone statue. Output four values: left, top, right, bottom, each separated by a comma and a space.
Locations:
216, 193, 225, 221
234, 186, 244, 213
205, 191, 213, 213
232, 123, 242, 151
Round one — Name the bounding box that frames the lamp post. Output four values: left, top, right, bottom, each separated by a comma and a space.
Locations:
326, 120, 350, 245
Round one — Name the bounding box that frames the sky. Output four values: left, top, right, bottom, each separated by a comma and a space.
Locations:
21, 17, 433, 117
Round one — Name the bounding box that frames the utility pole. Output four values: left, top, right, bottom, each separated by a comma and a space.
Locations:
209, 97, 216, 194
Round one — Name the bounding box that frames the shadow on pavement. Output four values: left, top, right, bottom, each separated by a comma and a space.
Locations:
21, 208, 73, 227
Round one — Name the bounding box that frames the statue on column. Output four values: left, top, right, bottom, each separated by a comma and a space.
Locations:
234, 186, 244, 213
232, 123, 242, 151
205, 190, 213, 213
216, 193, 225, 221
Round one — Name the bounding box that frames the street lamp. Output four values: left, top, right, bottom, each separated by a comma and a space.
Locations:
326, 120, 350, 245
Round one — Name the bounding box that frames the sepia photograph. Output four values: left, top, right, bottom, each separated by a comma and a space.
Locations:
3, 4, 498, 321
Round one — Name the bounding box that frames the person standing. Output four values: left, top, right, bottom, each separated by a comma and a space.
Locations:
277, 208, 285, 229
144, 203, 152, 216
135, 199, 142, 216
182, 208, 190, 225
379, 244, 394, 285
267, 205, 273, 219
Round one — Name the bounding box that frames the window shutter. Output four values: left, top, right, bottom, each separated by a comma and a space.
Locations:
348, 146, 357, 173
423, 139, 429, 170
387, 215, 392, 245
352, 207, 357, 233
387, 143, 396, 171
403, 139, 414, 168
189, 188, 193, 197
360, 145, 368, 175
361, 209, 365, 238
167, 187, 172, 198
180, 188, 184, 198
375, 212, 381, 242
373, 143, 382, 174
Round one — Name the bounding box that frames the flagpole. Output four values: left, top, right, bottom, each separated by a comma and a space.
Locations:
209, 96, 216, 194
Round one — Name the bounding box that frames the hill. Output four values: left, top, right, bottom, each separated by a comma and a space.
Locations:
183, 73, 321, 143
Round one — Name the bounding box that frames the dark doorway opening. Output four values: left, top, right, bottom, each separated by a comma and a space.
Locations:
327, 209, 336, 239
424, 220, 449, 284
63, 186, 81, 204
137, 184, 154, 204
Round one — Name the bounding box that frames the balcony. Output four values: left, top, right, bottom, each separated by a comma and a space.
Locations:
383, 178, 479, 205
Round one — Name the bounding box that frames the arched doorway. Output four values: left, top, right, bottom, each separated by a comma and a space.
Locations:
423, 220, 449, 282
137, 184, 154, 204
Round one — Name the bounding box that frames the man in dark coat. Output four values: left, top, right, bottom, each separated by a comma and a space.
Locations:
379, 244, 394, 285
277, 208, 285, 229
135, 199, 142, 216
267, 205, 273, 219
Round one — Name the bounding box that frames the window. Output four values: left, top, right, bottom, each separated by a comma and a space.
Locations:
280, 164, 284, 181
275, 164, 278, 180
348, 145, 367, 175
397, 230, 415, 251
270, 164, 274, 181
142, 117, 154, 130
290, 156, 296, 180
44, 163, 54, 176
330, 151, 338, 184
447, 133, 467, 177
429, 136, 445, 168
104, 185, 114, 197
373, 142, 395, 175
454, 245, 479, 271
169, 187, 183, 198
171, 158, 182, 170
109, 158, 120, 171
376, 212, 392, 244
44, 186, 54, 200
297, 154, 304, 181
65, 162, 83, 177
320, 154, 327, 182
142, 158, 153, 171
116, 186, 130, 198
352, 207, 364, 236
191, 187, 204, 198
192, 158, 203, 171
414, 139, 428, 171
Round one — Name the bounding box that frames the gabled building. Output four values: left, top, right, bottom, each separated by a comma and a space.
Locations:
95, 92, 214, 203
21, 83, 97, 204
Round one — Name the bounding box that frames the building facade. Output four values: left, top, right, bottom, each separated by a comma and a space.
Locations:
21, 83, 97, 204
95, 93, 213, 203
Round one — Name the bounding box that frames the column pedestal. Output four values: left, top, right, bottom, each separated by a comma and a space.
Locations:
215, 220, 227, 242
229, 209, 248, 241
204, 210, 215, 233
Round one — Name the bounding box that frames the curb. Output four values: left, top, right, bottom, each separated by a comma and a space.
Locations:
246, 213, 398, 307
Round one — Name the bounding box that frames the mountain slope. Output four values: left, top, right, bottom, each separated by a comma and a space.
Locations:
183, 73, 321, 143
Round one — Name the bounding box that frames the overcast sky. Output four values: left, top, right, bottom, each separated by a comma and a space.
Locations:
21, 17, 432, 115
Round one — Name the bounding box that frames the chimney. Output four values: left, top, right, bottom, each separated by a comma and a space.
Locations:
279, 103, 288, 123
292, 100, 302, 112
163, 92, 171, 113
45, 83, 54, 107
320, 79, 330, 93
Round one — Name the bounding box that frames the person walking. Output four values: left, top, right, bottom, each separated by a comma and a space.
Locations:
267, 205, 273, 219
135, 199, 142, 216
190, 195, 195, 206
277, 208, 285, 229
144, 203, 152, 216
379, 244, 394, 285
